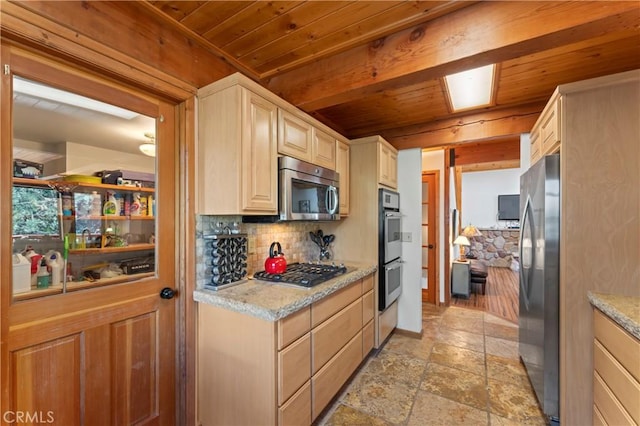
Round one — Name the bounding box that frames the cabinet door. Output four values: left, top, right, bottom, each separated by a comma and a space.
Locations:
530, 127, 541, 165
378, 142, 398, 189
311, 128, 336, 170
278, 109, 312, 162
336, 140, 350, 216
379, 143, 391, 185
242, 89, 278, 212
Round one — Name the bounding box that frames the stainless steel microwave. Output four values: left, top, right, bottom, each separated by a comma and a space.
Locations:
243, 156, 340, 223
278, 156, 339, 221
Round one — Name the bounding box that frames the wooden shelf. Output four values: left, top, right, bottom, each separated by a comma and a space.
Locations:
12, 272, 155, 301
69, 243, 154, 255
12, 177, 154, 193
63, 215, 154, 221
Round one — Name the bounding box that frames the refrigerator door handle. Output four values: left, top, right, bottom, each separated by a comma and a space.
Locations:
519, 195, 534, 311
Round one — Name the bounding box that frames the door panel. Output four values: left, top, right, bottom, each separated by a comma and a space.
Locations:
12, 335, 81, 425
112, 313, 158, 425
1, 45, 176, 424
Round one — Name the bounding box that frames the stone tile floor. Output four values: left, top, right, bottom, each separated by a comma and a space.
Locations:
317, 304, 547, 425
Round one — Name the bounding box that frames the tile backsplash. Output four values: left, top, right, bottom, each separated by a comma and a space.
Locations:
196, 215, 331, 289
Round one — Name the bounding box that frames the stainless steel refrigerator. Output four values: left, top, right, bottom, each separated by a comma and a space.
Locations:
519, 153, 560, 422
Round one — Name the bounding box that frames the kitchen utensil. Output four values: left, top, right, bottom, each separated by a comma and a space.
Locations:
265, 242, 287, 274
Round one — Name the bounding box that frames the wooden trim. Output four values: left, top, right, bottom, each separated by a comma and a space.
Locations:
443, 148, 452, 306
179, 97, 197, 426
0, 40, 13, 413
394, 327, 423, 340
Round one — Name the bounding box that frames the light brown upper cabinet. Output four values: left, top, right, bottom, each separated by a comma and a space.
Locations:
198, 81, 278, 215
278, 109, 313, 163
377, 137, 398, 189
278, 108, 336, 170
197, 73, 349, 215
336, 140, 350, 216
530, 91, 561, 165
311, 128, 336, 170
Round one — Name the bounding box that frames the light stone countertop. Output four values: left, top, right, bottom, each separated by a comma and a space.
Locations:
193, 262, 377, 321
588, 292, 640, 340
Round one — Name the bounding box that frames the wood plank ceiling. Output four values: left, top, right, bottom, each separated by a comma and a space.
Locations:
146, 1, 640, 165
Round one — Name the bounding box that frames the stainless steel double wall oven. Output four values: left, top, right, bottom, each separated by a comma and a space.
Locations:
378, 188, 402, 311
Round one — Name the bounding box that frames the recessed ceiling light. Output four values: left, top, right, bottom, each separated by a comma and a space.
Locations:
12, 76, 138, 120
444, 64, 496, 111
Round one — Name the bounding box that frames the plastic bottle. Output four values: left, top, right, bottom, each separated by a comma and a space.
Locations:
61, 192, 74, 216
90, 191, 102, 216
103, 191, 118, 216
130, 193, 142, 216
147, 195, 154, 217
36, 258, 50, 289
45, 251, 63, 285
114, 192, 124, 216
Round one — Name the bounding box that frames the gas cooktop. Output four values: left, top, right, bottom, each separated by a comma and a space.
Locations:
253, 262, 347, 288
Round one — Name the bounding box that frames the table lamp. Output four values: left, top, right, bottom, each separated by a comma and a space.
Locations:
453, 235, 470, 261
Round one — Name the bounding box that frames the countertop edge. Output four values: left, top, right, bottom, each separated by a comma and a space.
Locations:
194, 264, 377, 321
588, 291, 640, 340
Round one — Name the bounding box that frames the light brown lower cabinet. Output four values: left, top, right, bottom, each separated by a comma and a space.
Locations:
592, 309, 640, 425
279, 381, 311, 426
312, 331, 363, 421
197, 273, 375, 426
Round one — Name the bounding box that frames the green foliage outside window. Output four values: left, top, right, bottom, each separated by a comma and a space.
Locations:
12, 187, 60, 236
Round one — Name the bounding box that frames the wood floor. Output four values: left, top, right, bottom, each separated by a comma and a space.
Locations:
450, 266, 519, 323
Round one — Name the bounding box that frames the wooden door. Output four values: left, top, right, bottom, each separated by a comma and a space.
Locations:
421, 172, 438, 304
1, 46, 177, 425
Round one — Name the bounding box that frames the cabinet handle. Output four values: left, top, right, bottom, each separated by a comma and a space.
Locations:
159, 287, 177, 299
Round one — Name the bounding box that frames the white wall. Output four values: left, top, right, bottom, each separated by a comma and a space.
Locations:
461, 168, 521, 228
460, 134, 532, 229
421, 150, 446, 303
397, 149, 422, 333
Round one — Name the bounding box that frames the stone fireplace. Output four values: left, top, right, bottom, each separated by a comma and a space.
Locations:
467, 228, 520, 268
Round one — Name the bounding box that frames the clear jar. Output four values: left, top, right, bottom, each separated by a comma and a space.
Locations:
230, 222, 240, 234
212, 221, 225, 234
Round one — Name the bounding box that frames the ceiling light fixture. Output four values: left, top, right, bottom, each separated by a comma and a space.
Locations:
139, 132, 156, 157
444, 64, 496, 111
13, 76, 138, 120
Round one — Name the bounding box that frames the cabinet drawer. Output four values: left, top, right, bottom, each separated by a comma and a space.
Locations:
311, 281, 361, 327
312, 298, 362, 374
279, 333, 311, 405
279, 380, 311, 426
594, 309, 640, 382
363, 319, 374, 358
362, 274, 374, 293
312, 331, 363, 421
594, 339, 640, 423
594, 371, 634, 426
278, 306, 310, 350
362, 290, 374, 325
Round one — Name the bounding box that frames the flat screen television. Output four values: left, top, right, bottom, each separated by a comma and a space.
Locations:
498, 194, 520, 221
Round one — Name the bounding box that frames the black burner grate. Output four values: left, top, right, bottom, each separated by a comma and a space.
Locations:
254, 262, 347, 287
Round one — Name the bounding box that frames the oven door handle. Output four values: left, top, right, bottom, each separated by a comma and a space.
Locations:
384, 260, 403, 271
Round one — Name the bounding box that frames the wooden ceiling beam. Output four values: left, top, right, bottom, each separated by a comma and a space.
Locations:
266, 1, 640, 112
385, 102, 544, 150
453, 138, 520, 166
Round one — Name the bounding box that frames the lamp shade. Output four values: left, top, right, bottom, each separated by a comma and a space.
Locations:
461, 225, 482, 237
453, 235, 470, 246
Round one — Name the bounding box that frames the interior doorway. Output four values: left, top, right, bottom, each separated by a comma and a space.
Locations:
421, 171, 438, 304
